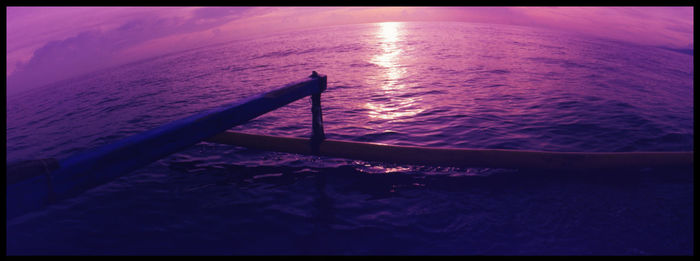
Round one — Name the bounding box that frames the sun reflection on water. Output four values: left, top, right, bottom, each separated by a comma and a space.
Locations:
366, 22, 424, 121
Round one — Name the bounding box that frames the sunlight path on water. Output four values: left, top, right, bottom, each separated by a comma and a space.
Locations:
366, 22, 425, 122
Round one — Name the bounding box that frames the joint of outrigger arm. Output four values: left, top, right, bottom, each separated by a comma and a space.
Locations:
310, 71, 326, 155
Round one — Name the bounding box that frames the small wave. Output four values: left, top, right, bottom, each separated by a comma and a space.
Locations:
252, 50, 296, 59
349, 62, 378, 68
355, 130, 405, 142
296, 47, 329, 55
554, 100, 585, 110
94, 97, 120, 107
609, 101, 635, 109
99, 101, 140, 114
418, 90, 447, 96
223, 65, 247, 72
415, 107, 451, 117
526, 57, 560, 64
126, 114, 153, 125
658, 133, 692, 144
583, 96, 603, 102
561, 61, 589, 69
484, 69, 510, 74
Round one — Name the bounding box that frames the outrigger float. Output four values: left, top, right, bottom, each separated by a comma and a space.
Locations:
6, 72, 693, 218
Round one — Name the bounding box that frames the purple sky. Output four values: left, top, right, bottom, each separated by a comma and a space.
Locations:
6, 7, 694, 95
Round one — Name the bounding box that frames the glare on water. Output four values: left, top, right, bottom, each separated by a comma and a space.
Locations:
366, 22, 425, 121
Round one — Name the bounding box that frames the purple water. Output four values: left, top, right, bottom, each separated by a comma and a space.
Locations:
6, 22, 693, 255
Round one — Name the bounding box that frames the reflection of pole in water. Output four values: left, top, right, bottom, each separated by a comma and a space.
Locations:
296, 171, 335, 254
314, 171, 333, 226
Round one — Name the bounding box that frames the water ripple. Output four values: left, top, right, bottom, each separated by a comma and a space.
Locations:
5, 21, 693, 255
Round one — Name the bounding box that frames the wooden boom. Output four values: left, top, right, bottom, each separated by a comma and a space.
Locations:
207, 131, 693, 170
7, 72, 327, 219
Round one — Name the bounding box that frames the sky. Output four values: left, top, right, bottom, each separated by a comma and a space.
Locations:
5, 6, 694, 95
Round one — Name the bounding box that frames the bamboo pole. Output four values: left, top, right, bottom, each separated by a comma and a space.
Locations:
7, 73, 327, 219
207, 131, 693, 170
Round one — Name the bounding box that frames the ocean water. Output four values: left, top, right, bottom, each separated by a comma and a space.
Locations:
6, 22, 693, 255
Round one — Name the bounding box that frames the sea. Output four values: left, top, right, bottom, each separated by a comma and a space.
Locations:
6, 21, 694, 255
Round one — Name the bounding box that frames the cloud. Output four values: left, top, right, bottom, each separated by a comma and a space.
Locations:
6, 7, 256, 95
509, 7, 693, 48
8, 30, 113, 94
192, 6, 253, 20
